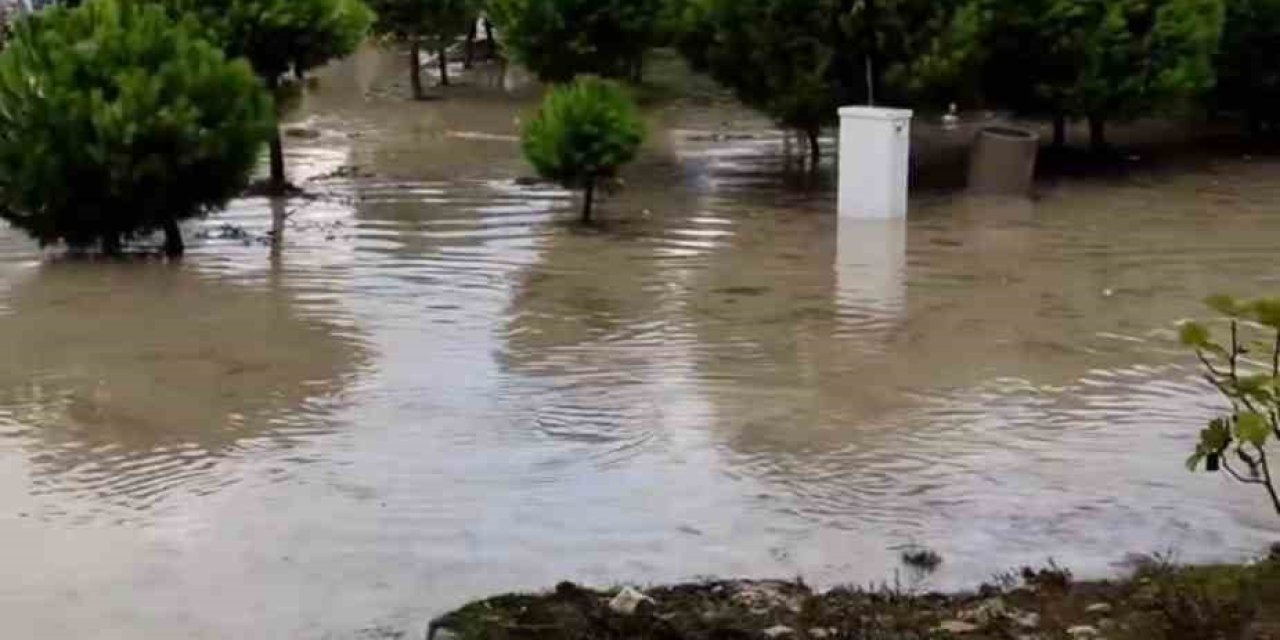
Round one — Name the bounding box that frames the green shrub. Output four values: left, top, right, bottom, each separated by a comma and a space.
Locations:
489, 0, 664, 83
1181, 295, 1280, 517
0, 0, 274, 256
521, 78, 644, 223
1213, 0, 1280, 135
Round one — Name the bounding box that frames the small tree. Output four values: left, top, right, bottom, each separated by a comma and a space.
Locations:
368, 0, 476, 99
488, 0, 664, 83
158, 0, 373, 191
1182, 295, 1280, 517
0, 0, 273, 256
521, 78, 644, 223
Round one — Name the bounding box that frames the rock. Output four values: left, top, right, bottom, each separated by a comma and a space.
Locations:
608, 587, 654, 615
763, 625, 794, 638
1013, 612, 1041, 629
1085, 603, 1112, 615
808, 628, 833, 639
936, 620, 980, 634
1066, 625, 1099, 639
964, 598, 1009, 624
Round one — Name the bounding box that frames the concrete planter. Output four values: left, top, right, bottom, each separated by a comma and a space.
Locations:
967, 126, 1039, 196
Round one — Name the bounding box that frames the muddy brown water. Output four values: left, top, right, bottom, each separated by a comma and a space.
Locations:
2, 48, 1279, 639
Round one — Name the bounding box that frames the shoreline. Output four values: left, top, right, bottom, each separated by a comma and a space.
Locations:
427, 550, 1280, 640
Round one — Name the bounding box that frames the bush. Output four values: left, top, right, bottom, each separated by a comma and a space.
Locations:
1181, 295, 1280, 517
521, 78, 644, 223
0, 0, 274, 256
489, 0, 664, 83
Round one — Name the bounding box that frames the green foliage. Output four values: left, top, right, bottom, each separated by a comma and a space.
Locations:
0, 0, 273, 254
488, 0, 664, 82
1213, 0, 1280, 133
157, 0, 373, 82
1182, 295, 1280, 517
521, 78, 644, 222
936, 0, 1225, 146
369, 0, 474, 44
674, 0, 962, 161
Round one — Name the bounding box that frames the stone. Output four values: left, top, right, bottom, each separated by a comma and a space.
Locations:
1085, 603, 1112, 615
963, 598, 1009, 624
936, 620, 980, 634
608, 587, 654, 615
763, 625, 794, 638
809, 628, 834, 639
1013, 612, 1041, 629
1066, 625, 1099, 639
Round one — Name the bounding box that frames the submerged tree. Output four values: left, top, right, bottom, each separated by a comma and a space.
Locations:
368, 0, 477, 99
0, 0, 273, 256
521, 79, 644, 223
934, 0, 1226, 150
676, 0, 962, 165
1182, 295, 1280, 517
158, 0, 373, 191
488, 0, 664, 82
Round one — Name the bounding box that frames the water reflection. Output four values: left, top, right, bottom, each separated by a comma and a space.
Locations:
0, 261, 363, 510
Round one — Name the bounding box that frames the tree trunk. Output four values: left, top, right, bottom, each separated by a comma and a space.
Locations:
265, 75, 286, 193
437, 46, 450, 87
863, 0, 880, 105
409, 36, 425, 100
630, 54, 644, 83
1088, 115, 1106, 152
162, 219, 184, 258
807, 129, 821, 169
464, 21, 477, 69
581, 179, 595, 224
270, 196, 286, 257
1052, 114, 1066, 149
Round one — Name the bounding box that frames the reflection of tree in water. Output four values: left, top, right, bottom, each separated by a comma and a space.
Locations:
0, 262, 363, 508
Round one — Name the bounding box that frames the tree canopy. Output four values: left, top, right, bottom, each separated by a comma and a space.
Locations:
489, 0, 665, 82
521, 78, 644, 222
0, 0, 273, 255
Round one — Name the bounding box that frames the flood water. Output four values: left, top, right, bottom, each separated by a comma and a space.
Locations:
3, 48, 1280, 639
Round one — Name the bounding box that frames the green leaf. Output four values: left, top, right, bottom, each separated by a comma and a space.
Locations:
1185, 450, 1205, 471
1235, 412, 1271, 447
1206, 294, 1242, 317
1179, 321, 1212, 347
1248, 298, 1280, 330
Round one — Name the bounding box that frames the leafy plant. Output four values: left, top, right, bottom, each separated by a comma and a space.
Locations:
0, 0, 274, 256
488, 0, 664, 83
155, 0, 373, 191
1181, 295, 1280, 516
368, 0, 477, 99
521, 78, 644, 223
